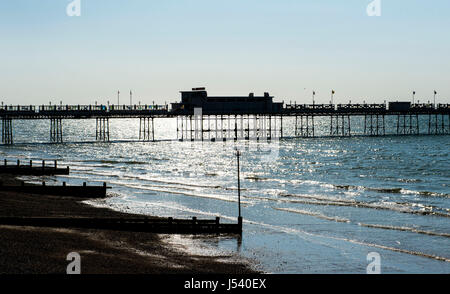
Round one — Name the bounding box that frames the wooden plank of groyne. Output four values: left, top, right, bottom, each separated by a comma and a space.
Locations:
0, 159, 69, 175
0, 216, 243, 235
0, 182, 109, 198
0, 166, 70, 175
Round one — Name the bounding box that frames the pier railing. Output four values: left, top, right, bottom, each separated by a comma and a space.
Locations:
0, 104, 169, 118
283, 103, 450, 114
1, 102, 449, 118
37, 104, 168, 112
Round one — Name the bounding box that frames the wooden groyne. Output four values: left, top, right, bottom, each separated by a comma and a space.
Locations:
0, 181, 109, 198
0, 159, 69, 175
0, 216, 243, 234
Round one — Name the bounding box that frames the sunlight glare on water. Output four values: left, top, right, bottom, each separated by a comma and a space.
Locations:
2, 117, 450, 273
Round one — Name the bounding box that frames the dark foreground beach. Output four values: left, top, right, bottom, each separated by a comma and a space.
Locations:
0, 174, 255, 274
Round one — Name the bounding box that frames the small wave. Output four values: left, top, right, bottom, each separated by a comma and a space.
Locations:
273, 207, 350, 223
107, 181, 198, 192
291, 179, 335, 189
334, 184, 450, 198
80, 159, 162, 165
245, 219, 450, 262
273, 206, 450, 238
400, 189, 450, 198
279, 192, 357, 204
244, 195, 450, 218
205, 173, 218, 177
332, 236, 450, 262
113, 183, 251, 204
122, 175, 223, 190
397, 178, 422, 183
357, 223, 450, 238
73, 170, 122, 178
244, 175, 269, 182
334, 184, 358, 190
335, 185, 402, 194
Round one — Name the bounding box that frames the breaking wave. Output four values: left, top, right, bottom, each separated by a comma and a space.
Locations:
272, 206, 449, 238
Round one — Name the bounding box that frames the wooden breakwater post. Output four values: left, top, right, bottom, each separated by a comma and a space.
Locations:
0, 217, 243, 234
0, 159, 69, 175
0, 181, 109, 198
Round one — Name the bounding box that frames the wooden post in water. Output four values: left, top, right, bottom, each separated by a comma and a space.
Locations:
236, 149, 242, 232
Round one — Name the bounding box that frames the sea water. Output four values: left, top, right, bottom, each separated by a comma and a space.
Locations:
1, 117, 449, 273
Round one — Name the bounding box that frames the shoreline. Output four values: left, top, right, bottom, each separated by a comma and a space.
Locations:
0, 174, 257, 274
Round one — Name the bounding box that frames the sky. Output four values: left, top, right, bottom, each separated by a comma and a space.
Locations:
0, 0, 449, 105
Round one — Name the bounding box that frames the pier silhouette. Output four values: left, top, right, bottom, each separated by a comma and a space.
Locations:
1, 89, 449, 144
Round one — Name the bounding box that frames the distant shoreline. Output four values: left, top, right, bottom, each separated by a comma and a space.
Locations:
0, 174, 255, 274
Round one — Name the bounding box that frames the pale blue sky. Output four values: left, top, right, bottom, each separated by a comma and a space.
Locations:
0, 0, 449, 105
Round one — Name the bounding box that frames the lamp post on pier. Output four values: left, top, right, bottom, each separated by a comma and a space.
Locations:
434, 90, 437, 107
130, 90, 133, 106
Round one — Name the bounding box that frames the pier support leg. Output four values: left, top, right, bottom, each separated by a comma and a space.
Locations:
1, 117, 13, 145
295, 115, 298, 137
365, 115, 385, 136
176, 116, 179, 140
50, 118, 63, 143
428, 114, 432, 135
299, 115, 315, 138
441, 114, 445, 134
330, 115, 350, 136
139, 117, 154, 141
214, 115, 219, 141
448, 114, 450, 135
396, 114, 419, 135
96, 117, 110, 142
193, 108, 203, 141
234, 115, 238, 141
189, 115, 193, 141
280, 115, 283, 139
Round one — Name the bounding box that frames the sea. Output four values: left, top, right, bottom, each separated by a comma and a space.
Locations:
1, 116, 449, 273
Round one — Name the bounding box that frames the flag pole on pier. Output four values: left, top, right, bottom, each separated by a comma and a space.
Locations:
434, 90, 437, 107
412, 91, 416, 104
117, 90, 120, 106
312, 91, 316, 105
331, 90, 335, 105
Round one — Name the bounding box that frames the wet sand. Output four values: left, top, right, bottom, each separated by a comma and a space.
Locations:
0, 174, 255, 274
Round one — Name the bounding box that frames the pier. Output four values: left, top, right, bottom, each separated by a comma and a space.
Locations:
1, 89, 449, 144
